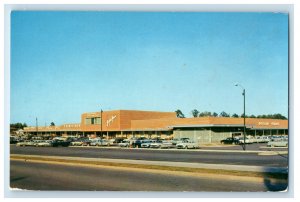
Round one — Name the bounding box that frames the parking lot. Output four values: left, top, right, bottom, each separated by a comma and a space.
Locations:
11, 135, 289, 151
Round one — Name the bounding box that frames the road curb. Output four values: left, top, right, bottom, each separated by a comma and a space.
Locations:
258, 151, 288, 155
10, 154, 288, 174
68, 146, 287, 155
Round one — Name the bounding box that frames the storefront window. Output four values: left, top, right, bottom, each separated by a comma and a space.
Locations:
85, 117, 101, 125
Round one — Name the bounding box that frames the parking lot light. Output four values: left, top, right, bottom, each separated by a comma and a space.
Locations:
235, 83, 246, 151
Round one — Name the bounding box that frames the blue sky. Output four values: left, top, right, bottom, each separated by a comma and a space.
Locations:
10, 12, 288, 126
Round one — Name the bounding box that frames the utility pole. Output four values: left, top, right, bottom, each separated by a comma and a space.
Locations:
235, 83, 246, 151
36, 117, 38, 136
243, 88, 246, 151
101, 109, 103, 138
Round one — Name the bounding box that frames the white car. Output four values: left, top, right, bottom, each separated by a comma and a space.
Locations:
141, 140, 155, 148
176, 140, 199, 149
16, 141, 36, 147
93, 139, 111, 146
35, 140, 52, 147
237, 137, 252, 144
119, 139, 130, 147
267, 138, 288, 147
90, 139, 102, 146
171, 138, 190, 146
150, 140, 173, 149
254, 136, 270, 143
70, 140, 84, 146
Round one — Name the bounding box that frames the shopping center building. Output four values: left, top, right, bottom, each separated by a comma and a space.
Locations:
23, 109, 288, 143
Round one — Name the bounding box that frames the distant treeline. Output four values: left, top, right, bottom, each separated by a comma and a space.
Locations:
10, 123, 28, 130
10, 122, 55, 130
175, 109, 287, 120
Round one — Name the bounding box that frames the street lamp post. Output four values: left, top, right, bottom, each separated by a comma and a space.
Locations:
36, 117, 38, 137
235, 83, 246, 151
100, 109, 103, 138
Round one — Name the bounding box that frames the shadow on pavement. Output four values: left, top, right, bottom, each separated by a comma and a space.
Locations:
263, 178, 288, 191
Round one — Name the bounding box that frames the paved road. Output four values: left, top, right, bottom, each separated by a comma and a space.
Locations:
10, 160, 288, 191
203, 143, 288, 151
10, 145, 288, 167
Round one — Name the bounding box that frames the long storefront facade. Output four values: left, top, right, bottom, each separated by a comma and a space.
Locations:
23, 109, 288, 143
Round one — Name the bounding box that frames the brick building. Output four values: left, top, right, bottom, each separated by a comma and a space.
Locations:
23, 109, 288, 143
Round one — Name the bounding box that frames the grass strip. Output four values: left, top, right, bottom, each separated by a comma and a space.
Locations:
10, 155, 287, 180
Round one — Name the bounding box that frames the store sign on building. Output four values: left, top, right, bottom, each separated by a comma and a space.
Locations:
106, 115, 117, 127
258, 122, 269, 126
258, 122, 279, 126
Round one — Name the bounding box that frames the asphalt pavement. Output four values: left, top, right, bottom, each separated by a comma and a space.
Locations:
10, 160, 288, 191
10, 144, 288, 167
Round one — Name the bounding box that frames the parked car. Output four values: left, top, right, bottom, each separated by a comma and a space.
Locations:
16, 140, 35, 147
92, 139, 111, 146
132, 139, 149, 148
176, 140, 199, 149
237, 137, 252, 144
150, 140, 173, 149
70, 140, 84, 146
113, 138, 125, 144
10, 137, 18, 144
51, 139, 71, 147
171, 138, 190, 146
141, 140, 156, 148
267, 138, 288, 147
119, 139, 130, 147
70, 138, 91, 146
90, 139, 102, 146
220, 137, 240, 145
253, 136, 270, 143
35, 140, 52, 147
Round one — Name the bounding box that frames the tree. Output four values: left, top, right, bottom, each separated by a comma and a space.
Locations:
219, 111, 230, 117
212, 112, 218, 117
231, 113, 239, 118
175, 109, 185, 118
240, 113, 248, 118
10, 123, 27, 133
50, 122, 55, 126
191, 109, 199, 118
256, 114, 287, 119
10, 123, 27, 130
272, 113, 287, 120
199, 111, 212, 117
250, 114, 256, 118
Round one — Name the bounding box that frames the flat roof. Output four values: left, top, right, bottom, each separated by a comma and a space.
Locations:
169, 124, 250, 128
